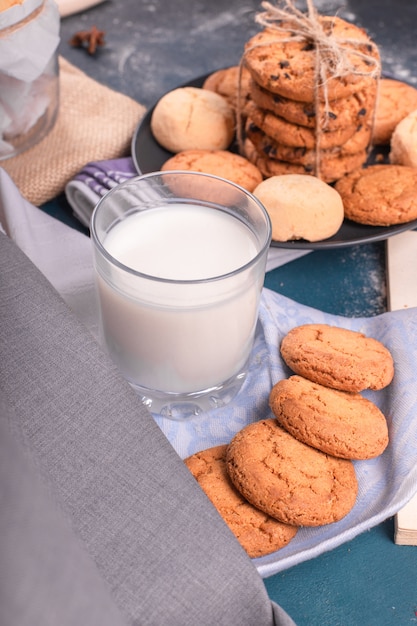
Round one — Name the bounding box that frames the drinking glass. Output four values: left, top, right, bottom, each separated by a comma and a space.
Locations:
91, 171, 271, 419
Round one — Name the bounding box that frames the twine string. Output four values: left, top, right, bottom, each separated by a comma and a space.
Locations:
237, 0, 381, 178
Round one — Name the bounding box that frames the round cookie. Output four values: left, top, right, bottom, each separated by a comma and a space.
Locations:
202, 65, 252, 111
253, 174, 344, 242
244, 138, 367, 184
374, 78, 417, 145
280, 323, 394, 392
269, 375, 389, 460
334, 164, 417, 226
250, 79, 373, 131
161, 149, 263, 192
246, 120, 372, 163
184, 444, 298, 558
226, 419, 358, 527
150, 87, 235, 153
243, 17, 380, 102
246, 101, 360, 150
389, 109, 417, 168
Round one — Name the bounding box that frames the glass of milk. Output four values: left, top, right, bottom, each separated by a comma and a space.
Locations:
91, 171, 271, 419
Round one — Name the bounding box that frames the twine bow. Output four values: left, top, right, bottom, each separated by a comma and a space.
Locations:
238, 0, 381, 178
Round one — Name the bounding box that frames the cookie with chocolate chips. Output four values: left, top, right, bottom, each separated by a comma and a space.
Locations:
245, 100, 360, 150
245, 119, 371, 164
243, 138, 366, 184
243, 17, 380, 102
249, 79, 374, 131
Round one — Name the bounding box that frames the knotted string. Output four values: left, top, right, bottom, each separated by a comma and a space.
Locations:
237, 0, 381, 178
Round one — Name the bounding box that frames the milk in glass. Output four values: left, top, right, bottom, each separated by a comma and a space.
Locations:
97, 203, 263, 394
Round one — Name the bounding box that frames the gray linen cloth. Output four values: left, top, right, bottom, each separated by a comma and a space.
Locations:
0, 168, 296, 625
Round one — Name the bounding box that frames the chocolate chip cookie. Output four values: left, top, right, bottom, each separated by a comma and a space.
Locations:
245, 100, 360, 150
243, 17, 380, 103
244, 137, 366, 184
246, 119, 371, 163
250, 79, 373, 131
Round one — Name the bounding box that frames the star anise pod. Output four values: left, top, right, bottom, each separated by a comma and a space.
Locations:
69, 25, 106, 55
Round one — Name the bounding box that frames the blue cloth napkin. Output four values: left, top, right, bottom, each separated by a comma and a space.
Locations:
156, 288, 417, 578
3, 166, 417, 580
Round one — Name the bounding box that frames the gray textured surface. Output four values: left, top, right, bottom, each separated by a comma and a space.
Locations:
58, 0, 417, 109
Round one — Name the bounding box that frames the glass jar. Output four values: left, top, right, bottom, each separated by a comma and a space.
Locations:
0, 0, 60, 160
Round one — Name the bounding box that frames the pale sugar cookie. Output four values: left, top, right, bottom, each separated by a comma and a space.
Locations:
151, 87, 235, 153
252, 174, 344, 242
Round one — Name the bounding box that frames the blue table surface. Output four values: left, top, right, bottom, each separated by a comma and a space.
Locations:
43, 1, 417, 624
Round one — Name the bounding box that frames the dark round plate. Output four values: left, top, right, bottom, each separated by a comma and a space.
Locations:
131, 73, 417, 250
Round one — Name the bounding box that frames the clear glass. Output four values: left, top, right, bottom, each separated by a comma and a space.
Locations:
0, 0, 60, 160
91, 171, 272, 419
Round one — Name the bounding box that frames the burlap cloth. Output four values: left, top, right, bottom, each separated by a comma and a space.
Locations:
1, 56, 146, 207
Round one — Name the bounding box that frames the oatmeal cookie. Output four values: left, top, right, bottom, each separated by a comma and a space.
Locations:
161, 148, 263, 192
374, 78, 417, 145
203, 65, 252, 112
226, 419, 358, 527
280, 323, 394, 392
335, 164, 417, 226
185, 444, 298, 558
269, 375, 389, 460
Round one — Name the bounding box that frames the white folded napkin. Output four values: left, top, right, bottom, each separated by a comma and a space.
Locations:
0, 167, 98, 337
3, 166, 417, 581
64, 156, 311, 271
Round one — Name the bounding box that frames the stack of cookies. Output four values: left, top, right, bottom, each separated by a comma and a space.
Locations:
184, 323, 394, 559
241, 15, 380, 183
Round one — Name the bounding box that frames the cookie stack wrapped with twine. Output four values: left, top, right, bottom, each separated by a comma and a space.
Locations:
239, 0, 381, 183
